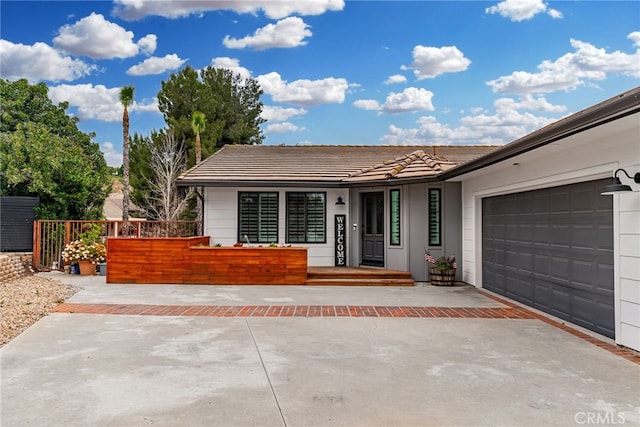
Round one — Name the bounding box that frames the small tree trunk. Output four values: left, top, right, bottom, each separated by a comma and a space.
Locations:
122, 109, 130, 221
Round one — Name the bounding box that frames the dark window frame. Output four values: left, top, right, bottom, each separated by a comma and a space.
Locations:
237, 192, 279, 244
285, 192, 327, 244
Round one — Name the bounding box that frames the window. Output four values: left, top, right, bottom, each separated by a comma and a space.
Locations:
428, 188, 441, 246
286, 192, 326, 243
390, 189, 401, 245
238, 192, 278, 243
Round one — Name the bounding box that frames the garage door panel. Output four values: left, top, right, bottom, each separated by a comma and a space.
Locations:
572, 224, 597, 248
483, 179, 614, 338
550, 257, 571, 283
551, 191, 570, 213
550, 225, 571, 246
596, 225, 614, 251
596, 263, 614, 293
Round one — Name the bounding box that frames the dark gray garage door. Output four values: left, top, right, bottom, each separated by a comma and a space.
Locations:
482, 179, 614, 338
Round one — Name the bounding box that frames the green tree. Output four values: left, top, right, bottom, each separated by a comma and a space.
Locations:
157, 65, 265, 167
0, 79, 110, 219
129, 132, 153, 213
119, 85, 134, 221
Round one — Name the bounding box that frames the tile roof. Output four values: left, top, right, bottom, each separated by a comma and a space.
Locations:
177, 145, 498, 187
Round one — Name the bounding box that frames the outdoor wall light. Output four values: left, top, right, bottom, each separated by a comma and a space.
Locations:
601, 168, 640, 195
336, 196, 346, 205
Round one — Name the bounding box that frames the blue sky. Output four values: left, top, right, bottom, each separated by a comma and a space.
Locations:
1, 0, 639, 167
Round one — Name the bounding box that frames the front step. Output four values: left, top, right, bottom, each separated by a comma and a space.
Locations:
305, 278, 415, 286
306, 267, 414, 286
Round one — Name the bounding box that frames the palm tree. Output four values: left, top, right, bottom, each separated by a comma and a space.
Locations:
191, 111, 206, 227
119, 85, 134, 221
191, 111, 206, 164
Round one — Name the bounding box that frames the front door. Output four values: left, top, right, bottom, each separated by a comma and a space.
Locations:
361, 192, 384, 266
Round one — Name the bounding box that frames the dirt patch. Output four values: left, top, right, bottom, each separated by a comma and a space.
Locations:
0, 276, 80, 347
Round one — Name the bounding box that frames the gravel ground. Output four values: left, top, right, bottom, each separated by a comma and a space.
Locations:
0, 275, 80, 347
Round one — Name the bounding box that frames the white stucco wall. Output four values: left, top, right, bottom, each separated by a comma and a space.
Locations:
204, 187, 349, 266
454, 111, 640, 350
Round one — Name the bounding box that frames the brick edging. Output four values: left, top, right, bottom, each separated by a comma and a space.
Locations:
476, 289, 640, 365
52, 299, 640, 365
53, 303, 534, 319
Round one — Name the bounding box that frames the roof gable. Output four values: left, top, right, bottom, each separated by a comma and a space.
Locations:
346, 150, 457, 182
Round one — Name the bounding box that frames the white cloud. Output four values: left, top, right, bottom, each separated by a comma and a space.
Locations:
210, 57, 252, 80
381, 96, 562, 145
53, 13, 154, 59
353, 99, 381, 111
48, 84, 122, 121
497, 95, 566, 113
113, 0, 344, 21
137, 34, 157, 55
629, 31, 640, 47
382, 87, 435, 114
385, 74, 407, 85
261, 105, 307, 122
0, 40, 95, 83
131, 97, 159, 114
401, 45, 471, 79
101, 141, 123, 167
485, 0, 562, 22
354, 88, 435, 114
487, 37, 640, 94
264, 122, 305, 133
48, 83, 159, 122
547, 8, 563, 19
127, 54, 187, 76
223, 17, 312, 50
256, 71, 349, 106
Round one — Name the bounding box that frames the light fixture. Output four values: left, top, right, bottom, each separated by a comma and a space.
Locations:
336, 196, 345, 205
601, 168, 640, 195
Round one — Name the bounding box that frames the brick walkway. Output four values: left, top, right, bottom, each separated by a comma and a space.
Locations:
53, 303, 535, 319
52, 299, 640, 364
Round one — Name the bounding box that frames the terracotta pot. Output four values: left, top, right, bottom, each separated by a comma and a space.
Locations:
429, 267, 456, 286
77, 260, 95, 276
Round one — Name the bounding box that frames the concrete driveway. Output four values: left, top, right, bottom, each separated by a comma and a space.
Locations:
1, 274, 639, 427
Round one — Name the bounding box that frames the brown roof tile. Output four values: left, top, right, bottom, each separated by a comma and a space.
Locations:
177, 145, 498, 186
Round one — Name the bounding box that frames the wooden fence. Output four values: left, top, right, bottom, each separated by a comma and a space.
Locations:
33, 220, 201, 271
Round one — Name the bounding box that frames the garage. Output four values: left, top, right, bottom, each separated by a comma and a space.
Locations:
482, 179, 615, 338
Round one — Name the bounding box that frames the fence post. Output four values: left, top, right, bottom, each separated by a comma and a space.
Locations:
32, 220, 41, 270
64, 221, 71, 245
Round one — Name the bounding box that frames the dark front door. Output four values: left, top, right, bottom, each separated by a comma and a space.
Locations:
361, 192, 384, 266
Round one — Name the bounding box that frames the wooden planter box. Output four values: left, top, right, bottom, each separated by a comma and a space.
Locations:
429, 267, 456, 286
106, 237, 308, 285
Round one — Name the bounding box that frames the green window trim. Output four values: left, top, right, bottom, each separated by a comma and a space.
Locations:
390, 189, 401, 246
428, 188, 441, 246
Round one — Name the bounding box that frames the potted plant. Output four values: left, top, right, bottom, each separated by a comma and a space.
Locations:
62, 239, 107, 276
426, 253, 457, 286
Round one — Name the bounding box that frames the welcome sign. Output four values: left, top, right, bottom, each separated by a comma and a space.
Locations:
335, 214, 346, 266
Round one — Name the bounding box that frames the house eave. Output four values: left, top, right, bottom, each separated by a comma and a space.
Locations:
176, 179, 345, 188
438, 87, 640, 181
177, 175, 442, 188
